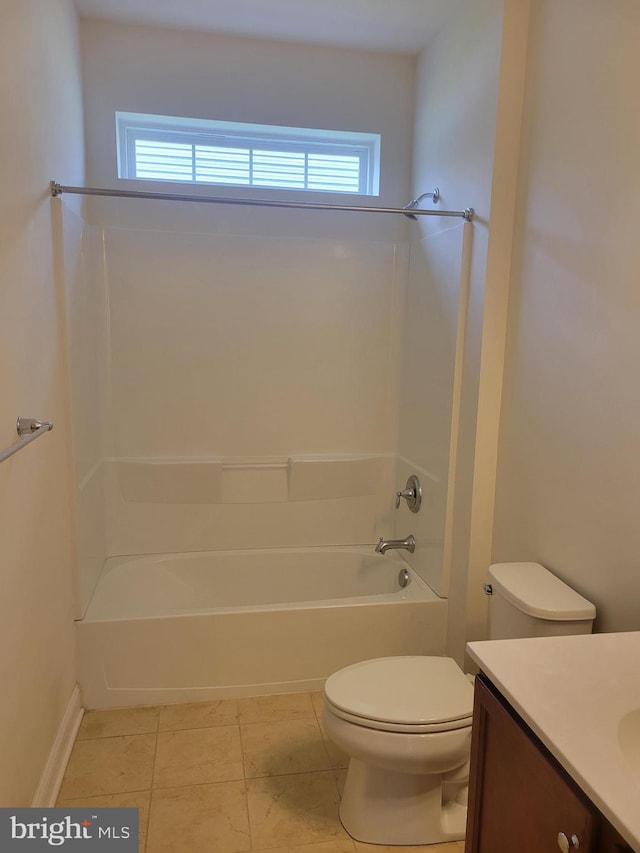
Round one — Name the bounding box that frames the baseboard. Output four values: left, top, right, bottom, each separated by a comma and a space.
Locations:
31, 684, 84, 807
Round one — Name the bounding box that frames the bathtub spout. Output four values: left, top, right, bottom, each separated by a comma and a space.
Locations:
375, 535, 416, 555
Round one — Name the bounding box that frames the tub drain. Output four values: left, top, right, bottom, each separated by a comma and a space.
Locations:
398, 568, 410, 588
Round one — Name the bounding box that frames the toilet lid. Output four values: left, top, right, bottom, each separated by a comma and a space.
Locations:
324, 656, 473, 729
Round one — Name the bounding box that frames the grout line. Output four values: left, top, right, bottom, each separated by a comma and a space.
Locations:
81, 721, 246, 740
149, 767, 340, 793
315, 718, 334, 770
76, 728, 160, 742
238, 716, 317, 731
311, 691, 350, 777
141, 797, 149, 853
237, 721, 247, 783
243, 767, 340, 782
236, 723, 254, 851
147, 727, 160, 814
59, 787, 152, 804
144, 776, 246, 793
157, 720, 242, 733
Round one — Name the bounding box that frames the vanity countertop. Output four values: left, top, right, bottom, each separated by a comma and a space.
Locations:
467, 631, 640, 851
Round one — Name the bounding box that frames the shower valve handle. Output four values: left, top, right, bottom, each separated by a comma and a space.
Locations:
395, 488, 414, 509
394, 475, 422, 513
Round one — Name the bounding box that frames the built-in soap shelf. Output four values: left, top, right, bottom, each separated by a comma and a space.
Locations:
115, 454, 385, 504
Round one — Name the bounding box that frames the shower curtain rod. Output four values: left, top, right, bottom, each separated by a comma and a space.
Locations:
50, 182, 474, 221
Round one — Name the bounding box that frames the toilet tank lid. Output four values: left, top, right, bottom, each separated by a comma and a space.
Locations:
487, 562, 596, 621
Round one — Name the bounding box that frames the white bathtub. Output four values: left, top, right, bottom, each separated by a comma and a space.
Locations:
77, 546, 447, 709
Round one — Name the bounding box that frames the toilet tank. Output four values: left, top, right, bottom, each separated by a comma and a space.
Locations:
487, 562, 596, 640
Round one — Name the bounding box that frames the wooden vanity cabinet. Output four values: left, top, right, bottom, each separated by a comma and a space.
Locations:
465, 674, 635, 853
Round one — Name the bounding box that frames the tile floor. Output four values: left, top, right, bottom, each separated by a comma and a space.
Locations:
58, 691, 465, 853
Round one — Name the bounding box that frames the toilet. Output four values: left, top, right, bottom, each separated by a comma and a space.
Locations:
322, 562, 596, 846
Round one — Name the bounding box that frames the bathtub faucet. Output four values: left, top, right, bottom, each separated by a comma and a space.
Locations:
375, 535, 416, 555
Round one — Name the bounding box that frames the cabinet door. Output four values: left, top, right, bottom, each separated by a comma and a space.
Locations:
465, 675, 596, 853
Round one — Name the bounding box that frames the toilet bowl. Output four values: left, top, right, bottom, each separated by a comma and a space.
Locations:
322, 656, 473, 845
323, 562, 597, 846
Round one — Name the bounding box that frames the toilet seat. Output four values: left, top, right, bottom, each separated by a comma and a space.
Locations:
324, 656, 473, 734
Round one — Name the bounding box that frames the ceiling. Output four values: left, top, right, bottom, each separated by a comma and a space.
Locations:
73, 0, 461, 55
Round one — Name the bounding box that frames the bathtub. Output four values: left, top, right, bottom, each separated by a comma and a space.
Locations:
76, 546, 447, 709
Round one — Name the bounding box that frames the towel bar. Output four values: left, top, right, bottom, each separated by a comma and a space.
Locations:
0, 417, 53, 464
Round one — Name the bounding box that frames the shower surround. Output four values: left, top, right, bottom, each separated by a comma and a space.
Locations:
59, 200, 455, 707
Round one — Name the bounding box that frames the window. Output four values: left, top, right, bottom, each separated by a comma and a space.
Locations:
116, 112, 380, 196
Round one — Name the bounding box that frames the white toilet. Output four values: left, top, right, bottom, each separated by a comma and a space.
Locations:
322, 562, 596, 846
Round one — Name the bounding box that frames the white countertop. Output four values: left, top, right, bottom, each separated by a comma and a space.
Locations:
467, 632, 640, 851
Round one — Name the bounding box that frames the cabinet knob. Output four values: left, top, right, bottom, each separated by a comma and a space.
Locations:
558, 833, 580, 852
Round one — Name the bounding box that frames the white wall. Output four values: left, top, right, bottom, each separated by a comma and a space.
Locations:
79, 18, 415, 243
0, 0, 84, 804
493, 0, 640, 634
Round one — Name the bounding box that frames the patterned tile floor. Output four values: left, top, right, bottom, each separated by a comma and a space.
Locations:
58, 692, 465, 853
